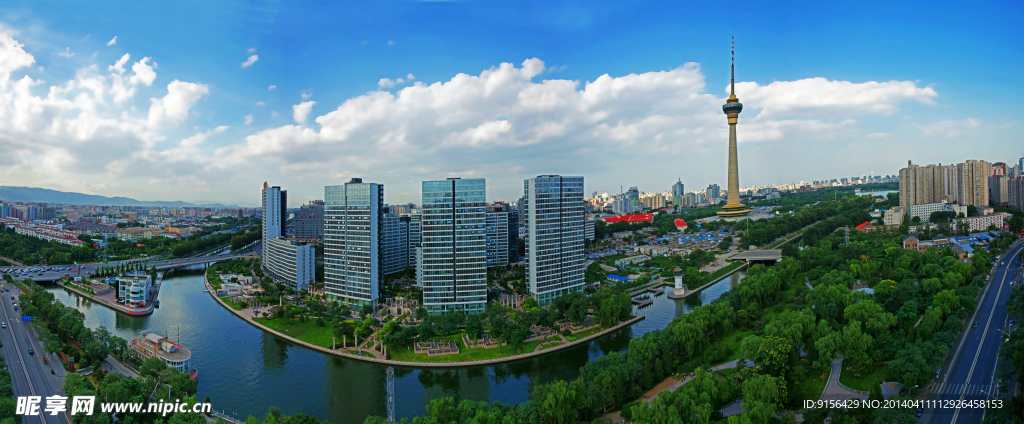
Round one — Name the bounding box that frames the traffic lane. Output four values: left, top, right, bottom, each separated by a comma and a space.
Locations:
943, 259, 1009, 386
927, 242, 1022, 424
2, 292, 68, 424
0, 291, 51, 424
949, 243, 1023, 424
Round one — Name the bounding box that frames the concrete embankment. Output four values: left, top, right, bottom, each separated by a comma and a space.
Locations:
203, 273, 645, 368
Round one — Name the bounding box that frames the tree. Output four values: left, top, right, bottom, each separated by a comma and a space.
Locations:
1010, 215, 1024, 235
465, 313, 484, 339
140, 357, 169, 379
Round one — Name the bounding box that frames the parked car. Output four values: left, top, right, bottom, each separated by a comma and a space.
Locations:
973, 320, 979, 328
27, 348, 33, 355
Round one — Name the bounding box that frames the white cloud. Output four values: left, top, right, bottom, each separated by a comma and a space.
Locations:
256, 101, 266, 106
106, 36, 117, 46
147, 80, 210, 127
0, 28, 959, 205
918, 118, 980, 138
378, 78, 396, 88
268, 85, 277, 91
292, 101, 315, 124
241, 54, 258, 68
108, 53, 130, 74
737, 77, 938, 119
387, 40, 395, 46
301, 89, 312, 99
57, 47, 75, 57
129, 57, 156, 86
866, 132, 891, 139
247, 47, 256, 53
0, 33, 36, 81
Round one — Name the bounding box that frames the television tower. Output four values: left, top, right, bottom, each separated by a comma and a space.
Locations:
718, 36, 751, 218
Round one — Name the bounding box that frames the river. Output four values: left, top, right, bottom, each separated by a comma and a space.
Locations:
45, 264, 744, 424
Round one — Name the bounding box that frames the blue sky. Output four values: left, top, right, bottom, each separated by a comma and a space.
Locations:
0, 0, 1020, 206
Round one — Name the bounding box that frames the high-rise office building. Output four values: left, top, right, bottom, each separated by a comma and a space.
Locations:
382, 208, 409, 275
524, 175, 585, 306
671, 179, 685, 208
261, 183, 287, 245
485, 204, 519, 267
405, 213, 422, 276
992, 162, 1008, 177
419, 178, 487, 314
293, 200, 325, 243
706, 184, 721, 201
324, 178, 384, 308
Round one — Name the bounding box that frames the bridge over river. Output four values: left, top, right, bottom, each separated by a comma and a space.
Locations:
1, 252, 258, 282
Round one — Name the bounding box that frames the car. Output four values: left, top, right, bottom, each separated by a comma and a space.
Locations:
915, 407, 923, 417
27, 348, 33, 355
1, 323, 5, 328
973, 320, 979, 328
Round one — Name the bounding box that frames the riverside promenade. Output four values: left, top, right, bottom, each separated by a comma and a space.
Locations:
203, 273, 645, 368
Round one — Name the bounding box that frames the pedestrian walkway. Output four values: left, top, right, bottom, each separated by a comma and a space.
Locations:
930, 382, 1001, 396
820, 357, 867, 401
0, 256, 25, 267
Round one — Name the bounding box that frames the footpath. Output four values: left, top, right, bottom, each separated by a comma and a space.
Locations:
601, 359, 747, 423
0, 256, 25, 267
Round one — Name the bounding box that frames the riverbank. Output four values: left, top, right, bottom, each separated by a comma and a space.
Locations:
204, 272, 645, 368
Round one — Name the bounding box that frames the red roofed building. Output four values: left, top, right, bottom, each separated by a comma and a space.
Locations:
855, 221, 870, 230
604, 213, 654, 223
674, 218, 688, 230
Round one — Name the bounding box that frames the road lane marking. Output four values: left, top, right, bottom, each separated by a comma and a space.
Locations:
951, 242, 1022, 424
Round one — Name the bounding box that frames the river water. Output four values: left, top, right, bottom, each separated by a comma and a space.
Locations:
46, 265, 744, 424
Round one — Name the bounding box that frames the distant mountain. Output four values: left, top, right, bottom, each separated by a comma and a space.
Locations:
0, 186, 243, 208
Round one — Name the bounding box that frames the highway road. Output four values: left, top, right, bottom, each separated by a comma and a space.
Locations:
924, 240, 1022, 424
0, 284, 69, 424
0, 251, 258, 282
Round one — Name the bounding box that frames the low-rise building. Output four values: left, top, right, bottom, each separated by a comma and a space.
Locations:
884, 207, 905, 227
955, 213, 1006, 233
635, 245, 670, 256
614, 255, 650, 267
908, 201, 967, 222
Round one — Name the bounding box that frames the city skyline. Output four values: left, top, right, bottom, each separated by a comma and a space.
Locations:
0, 1, 1020, 206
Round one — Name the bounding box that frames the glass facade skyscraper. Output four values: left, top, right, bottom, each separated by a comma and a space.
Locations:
419, 178, 487, 314
324, 178, 383, 308
524, 175, 585, 306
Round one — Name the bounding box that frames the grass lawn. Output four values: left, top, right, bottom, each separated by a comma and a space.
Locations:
790, 370, 828, 405
387, 331, 559, 363
716, 329, 754, 362
255, 317, 336, 348
219, 296, 244, 310
565, 325, 606, 342
704, 262, 743, 284
840, 363, 889, 392
64, 281, 95, 295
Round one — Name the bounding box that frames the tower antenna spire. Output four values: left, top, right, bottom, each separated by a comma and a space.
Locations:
730, 36, 735, 96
